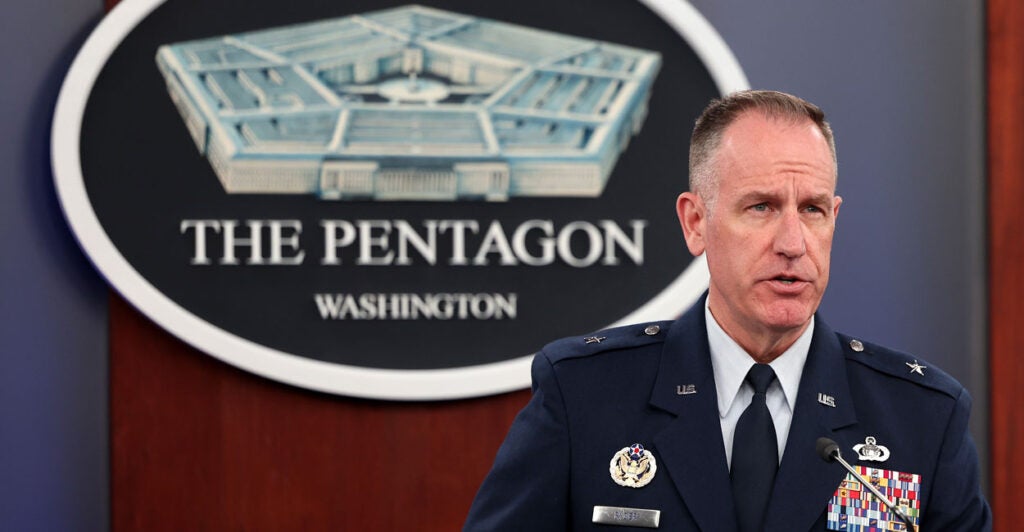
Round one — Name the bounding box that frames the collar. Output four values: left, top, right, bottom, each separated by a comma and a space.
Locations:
649, 294, 859, 532
705, 298, 813, 418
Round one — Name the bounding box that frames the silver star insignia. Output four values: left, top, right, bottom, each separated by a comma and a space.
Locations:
906, 360, 927, 376
584, 336, 606, 344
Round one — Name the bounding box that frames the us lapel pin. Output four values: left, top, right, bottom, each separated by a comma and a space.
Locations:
676, 384, 696, 395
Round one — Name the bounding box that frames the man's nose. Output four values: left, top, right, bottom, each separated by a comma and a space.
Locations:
773, 210, 807, 258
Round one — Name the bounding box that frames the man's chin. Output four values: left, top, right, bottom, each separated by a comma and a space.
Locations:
758, 304, 815, 333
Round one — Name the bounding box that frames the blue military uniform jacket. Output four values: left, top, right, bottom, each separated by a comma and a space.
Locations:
465, 298, 991, 530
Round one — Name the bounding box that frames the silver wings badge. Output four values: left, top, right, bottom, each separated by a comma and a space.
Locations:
853, 436, 891, 462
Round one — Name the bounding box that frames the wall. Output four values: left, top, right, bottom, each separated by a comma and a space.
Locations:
0, 0, 985, 529
1, 1, 109, 530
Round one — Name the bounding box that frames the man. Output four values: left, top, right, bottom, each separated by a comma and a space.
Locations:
464, 90, 991, 531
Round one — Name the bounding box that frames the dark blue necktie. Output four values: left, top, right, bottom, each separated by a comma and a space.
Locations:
731, 363, 778, 532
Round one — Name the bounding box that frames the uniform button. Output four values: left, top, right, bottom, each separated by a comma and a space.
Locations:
644, 325, 660, 336
849, 339, 864, 352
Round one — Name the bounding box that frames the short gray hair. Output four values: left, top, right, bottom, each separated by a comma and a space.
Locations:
689, 90, 837, 208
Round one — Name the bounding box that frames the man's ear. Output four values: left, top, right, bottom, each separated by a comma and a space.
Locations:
677, 192, 707, 256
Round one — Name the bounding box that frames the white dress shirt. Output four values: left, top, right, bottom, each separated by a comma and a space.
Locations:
705, 300, 813, 468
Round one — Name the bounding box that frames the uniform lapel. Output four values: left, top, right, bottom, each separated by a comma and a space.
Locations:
763, 318, 858, 532
650, 299, 738, 532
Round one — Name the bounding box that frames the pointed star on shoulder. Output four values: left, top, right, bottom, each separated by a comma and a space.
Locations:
906, 360, 926, 376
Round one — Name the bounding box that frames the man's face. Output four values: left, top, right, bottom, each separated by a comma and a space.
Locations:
677, 112, 841, 347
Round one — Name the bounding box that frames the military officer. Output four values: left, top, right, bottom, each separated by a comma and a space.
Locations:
463, 90, 991, 531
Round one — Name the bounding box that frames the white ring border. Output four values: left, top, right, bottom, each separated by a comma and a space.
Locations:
51, 0, 748, 400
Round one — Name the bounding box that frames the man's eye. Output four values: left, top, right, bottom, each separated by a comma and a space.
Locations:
750, 203, 769, 212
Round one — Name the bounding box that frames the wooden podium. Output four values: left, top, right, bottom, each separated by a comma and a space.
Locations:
110, 294, 529, 530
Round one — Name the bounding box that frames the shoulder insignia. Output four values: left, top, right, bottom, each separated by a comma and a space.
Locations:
836, 333, 962, 399
542, 321, 672, 365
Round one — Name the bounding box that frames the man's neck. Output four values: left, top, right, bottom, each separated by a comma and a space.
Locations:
706, 300, 811, 364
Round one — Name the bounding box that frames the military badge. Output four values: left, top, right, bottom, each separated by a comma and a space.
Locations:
853, 436, 891, 462
609, 443, 657, 488
826, 466, 921, 531
906, 360, 927, 376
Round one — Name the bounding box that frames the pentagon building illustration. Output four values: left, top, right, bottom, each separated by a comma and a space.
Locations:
155, 5, 661, 201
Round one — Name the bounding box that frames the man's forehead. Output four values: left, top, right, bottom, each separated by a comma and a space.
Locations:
719, 112, 828, 150
731, 185, 837, 203
714, 113, 836, 185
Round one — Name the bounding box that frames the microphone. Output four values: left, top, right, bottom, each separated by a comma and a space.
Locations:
816, 437, 917, 532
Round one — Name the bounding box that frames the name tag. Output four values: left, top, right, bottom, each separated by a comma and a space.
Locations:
592, 505, 661, 528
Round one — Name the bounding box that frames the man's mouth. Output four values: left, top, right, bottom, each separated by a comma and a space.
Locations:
774, 276, 799, 284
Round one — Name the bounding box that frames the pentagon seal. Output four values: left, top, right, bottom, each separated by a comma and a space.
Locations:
609, 443, 657, 488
